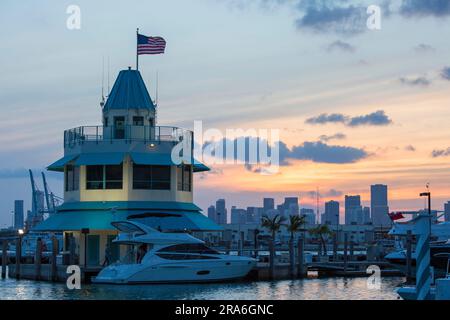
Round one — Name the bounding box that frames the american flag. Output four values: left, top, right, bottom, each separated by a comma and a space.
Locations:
137, 34, 166, 55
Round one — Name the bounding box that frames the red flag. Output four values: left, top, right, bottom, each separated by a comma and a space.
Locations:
389, 212, 405, 221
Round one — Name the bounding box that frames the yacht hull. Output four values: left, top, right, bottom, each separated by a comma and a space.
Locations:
93, 258, 256, 284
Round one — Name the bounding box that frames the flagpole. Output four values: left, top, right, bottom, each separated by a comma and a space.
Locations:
136, 28, 139, 70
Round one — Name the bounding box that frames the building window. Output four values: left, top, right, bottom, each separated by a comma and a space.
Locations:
86, 165, 123, 190
133, 116, 144, 126
133, 164, 171, 190
177, 164, 192, 192
104, 117, 108, 127
65, 165, 80, 192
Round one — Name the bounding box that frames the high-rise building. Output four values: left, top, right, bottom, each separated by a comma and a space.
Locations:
324, 200, 339, 225
215, 199, 227, 224
207, 205, 216, 223
283, 197, 299, 216
300, 208, 316, 226
230, 206, 247, 224
263, 198, 275, 215
363, 207, 371, 225
445, 201, 450, 222
345, 195, 361, 225
371, 184, 390, 227
14, 200, 24, 230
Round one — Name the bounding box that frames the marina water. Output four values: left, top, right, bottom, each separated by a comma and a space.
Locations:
1, 277, 404, 300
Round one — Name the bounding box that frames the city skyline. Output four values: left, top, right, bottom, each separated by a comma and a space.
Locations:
1, 1, 450, 226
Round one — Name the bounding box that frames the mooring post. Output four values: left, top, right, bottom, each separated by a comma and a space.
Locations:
239, 231, 244, 256
343, 233, 348, 272
349, 239, 354, 262
15, 236, 21, 279
289, 238, 295, 278
35, 238, 42, 281
2, 240, 8, 279
51, 236, 59, 282
333, 233, 338, 262
69, 235, 76, 265
297, 236, 306, 278
269, 240, 275, 280
406, 230, 413, 283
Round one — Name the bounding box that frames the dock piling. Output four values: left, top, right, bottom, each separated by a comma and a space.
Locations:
297, 236, 306, 278
15, 237, 21, 279
51, 236, 59, 282
406, 230, 413, 283
2, 240, 8, 279
269, 240, 275, 280
343, 233, 348, 272
35, 238, 42, 281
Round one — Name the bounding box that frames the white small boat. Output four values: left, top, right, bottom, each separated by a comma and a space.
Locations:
93, 220, 256, 284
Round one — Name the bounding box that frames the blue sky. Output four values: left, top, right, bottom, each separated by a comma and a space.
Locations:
1, 0, 450, 226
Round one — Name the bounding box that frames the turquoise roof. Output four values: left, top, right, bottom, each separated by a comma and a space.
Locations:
47, 153, 210, 173
33, 201, 222, 232
103, 69, 155, 111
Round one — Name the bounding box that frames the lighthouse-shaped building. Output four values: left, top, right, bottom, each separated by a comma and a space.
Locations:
36, 67, 219, 266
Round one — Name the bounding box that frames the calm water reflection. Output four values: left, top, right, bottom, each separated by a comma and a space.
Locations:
0, 277, 404, 300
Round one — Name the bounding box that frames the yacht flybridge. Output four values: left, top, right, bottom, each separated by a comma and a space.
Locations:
93, 220, 256, 284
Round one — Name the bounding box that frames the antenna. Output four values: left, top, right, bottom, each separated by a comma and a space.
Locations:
156, 71, 159, 106
100, 56, 105, 108
107, 56, 110, 97
316, 187, 320, 224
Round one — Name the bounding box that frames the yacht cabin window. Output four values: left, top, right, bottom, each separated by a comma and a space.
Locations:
86, 164, 123, 190
132, 116, 144, 126
177, 164, 192, 192
65, 165, 80, 192
132, 164, 171, 190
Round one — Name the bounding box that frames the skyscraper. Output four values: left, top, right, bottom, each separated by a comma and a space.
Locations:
300, 208, 316, 226
345, 195, 361, 225
230, 206, 247, 224
445, 201, 450, 222
14, 200, 24, 230
215, 199, 227, 224
207, 205, 216, 223
263, 198, 275, 215
371, 184, 390, 227
283, 197, 299, 216
324, 200, 339, 225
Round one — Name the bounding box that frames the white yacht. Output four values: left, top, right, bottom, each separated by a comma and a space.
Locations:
93, 220, 257, 284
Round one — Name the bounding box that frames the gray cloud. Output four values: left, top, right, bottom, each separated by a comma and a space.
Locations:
306, 110, 392, 127
307, 188, 343, 198
432, 148, 450, 158
400, 0, 450, 17
405, 145, 416, 152
399, 76, 431, 87
414, 43, 436, 54
347, 110, 392, 127
441, 67, 450, 81
319, 133, 347, 142
295, 1, 367, 35
326, 40, 356, 53
305, 113, 348, 125
203, 137, 369, 166
286, 141, 368, 163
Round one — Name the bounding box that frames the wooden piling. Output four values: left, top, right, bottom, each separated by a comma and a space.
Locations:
406, 230, 413, 283
343, 233, 348, 272
349, 239, 354, 261
289, 238, 295, 278
51, 236, 59, 282
269, 240, 275, 280
2, 240, 7, 279
297, 237, 306, 278
333, 233, 338, 262
35, 238, 42, 281
15, 237, 21, 279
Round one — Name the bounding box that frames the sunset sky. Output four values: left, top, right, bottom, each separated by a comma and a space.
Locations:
1, 0, 450, 226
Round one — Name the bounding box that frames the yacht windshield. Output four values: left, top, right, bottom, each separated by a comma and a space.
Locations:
157, 243, 220, 255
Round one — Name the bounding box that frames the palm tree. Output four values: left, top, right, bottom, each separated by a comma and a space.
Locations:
309, 224, 333, 256
285, 215, 306, 277
261, 214, 286, 241
261, 214, 286, 279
